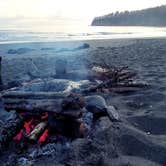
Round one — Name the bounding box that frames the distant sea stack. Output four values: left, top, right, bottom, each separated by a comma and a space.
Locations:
92, 5, 166, 26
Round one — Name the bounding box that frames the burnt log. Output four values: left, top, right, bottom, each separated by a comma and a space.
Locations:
27, 121, 48, 143
0, 113, 24, 153
48, 116, 88, 138
62, 93, 85, 110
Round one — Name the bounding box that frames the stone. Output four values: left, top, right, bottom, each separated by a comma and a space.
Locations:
7, 49, 17, 54
7, 48, 34, 54
85, 95, 107, 111
76, 43, 90, 50
17, 157, 29, 166
85, 95, 108, 118
96, 117, 112, 131
107, 106, 119, 121
85, 95, 119, 121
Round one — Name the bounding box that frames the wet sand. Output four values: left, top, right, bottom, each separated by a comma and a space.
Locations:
1, 38, 166, 165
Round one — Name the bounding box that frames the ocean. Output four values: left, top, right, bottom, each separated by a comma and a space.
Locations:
1, 25, 166, 44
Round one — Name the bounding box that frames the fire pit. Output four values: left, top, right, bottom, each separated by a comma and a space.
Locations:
0, 60, 147, 165
1, 79, 92, 148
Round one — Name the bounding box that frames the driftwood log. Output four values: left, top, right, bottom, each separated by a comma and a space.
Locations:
2, 91, 68, 99
27, 121, 48, 143
0, 113, 24, 153
2, 92, 85, 117
2, 91, 69, 113
83, 59, 148, 93
3, 98, 62, 113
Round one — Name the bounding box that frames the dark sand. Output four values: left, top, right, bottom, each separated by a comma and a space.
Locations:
0, 38, 166, 166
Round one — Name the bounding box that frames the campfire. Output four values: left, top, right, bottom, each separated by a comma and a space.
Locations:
0, 58, 148, 154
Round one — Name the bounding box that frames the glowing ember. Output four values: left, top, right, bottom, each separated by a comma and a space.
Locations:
24, 119, 34, 134
39, 129, 49, 143
13, 113, 50, 143
13, 129, 23, 141
41, 112, 48, 120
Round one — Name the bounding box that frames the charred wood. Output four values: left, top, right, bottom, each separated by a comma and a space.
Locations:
0, 113, 24, 153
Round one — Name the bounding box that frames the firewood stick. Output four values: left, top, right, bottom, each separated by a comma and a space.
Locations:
109, 87, 141, 93
27, 121, 48, 143
82, 79, 117, 93
0, 113, 24, 153
117, 83, 148, 88
119, 73, 137, 82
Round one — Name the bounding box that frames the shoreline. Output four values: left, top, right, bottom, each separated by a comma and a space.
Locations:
1, 35, 166, 46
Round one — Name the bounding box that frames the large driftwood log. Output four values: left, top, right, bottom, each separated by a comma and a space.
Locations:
3, 99, 62, 113
2, 91, 68, 99
2, 91, 68, 113
0, 113, 24, 153
2, 92, 85, 116
27, 121, 48, 143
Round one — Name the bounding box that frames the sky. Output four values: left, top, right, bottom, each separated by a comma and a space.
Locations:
1, 0, 166, 29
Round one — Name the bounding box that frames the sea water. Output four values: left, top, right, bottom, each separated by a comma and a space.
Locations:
1, 24, 166, 44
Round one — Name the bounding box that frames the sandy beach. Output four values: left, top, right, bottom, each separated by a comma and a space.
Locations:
1, 38, 166, 166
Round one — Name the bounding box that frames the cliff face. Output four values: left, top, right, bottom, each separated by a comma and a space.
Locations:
92, 5, 166, 26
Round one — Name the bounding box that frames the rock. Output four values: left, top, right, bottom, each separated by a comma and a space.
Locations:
16, 48, 34, 54
85, 95, 108, 118
7, 49, 17, 54
85, 95, 119, 121
107, 106, 119, 121
82, 112, 93, 127
96, 117, 112, 131
75, 43, 90, 50
85, 95, 107, 111
17, 157, 29, 166
41, 47, 55, 51
7, 48, 34, 54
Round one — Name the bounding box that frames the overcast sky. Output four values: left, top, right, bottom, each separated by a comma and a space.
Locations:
1, 0, 166, 29
1, 0, 166, 19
